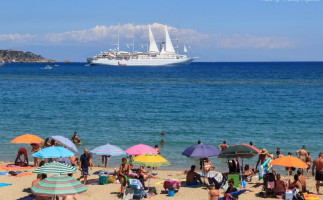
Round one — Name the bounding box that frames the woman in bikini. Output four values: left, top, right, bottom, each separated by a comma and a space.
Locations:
203, 158, 216, 184
118, 157, 129, 198
305, 152, 312, 175
209, 183, 219, 200
31, 143, 41, 166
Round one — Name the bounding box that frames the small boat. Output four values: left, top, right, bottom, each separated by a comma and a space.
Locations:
0, 60, 5, 66
43, 65, 52, 69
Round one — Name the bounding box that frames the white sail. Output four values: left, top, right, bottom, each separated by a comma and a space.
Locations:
184, 45, 187, 53
165, 25, 175, 53
148, 25, 159, 53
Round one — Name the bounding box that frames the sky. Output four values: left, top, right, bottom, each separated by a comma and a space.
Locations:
0, 0, 323, 62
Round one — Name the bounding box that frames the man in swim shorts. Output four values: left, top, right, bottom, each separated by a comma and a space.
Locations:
186, 165, 202, 185
15, 148, 28, 166
312, 152, 323, 195
78, 149, 92, 185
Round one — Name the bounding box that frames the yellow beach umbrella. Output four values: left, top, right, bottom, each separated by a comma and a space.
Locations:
132, 153, 170, 167
11, 134, 44, 144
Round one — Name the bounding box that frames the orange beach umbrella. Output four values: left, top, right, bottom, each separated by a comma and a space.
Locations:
11, 134, 44, 144
270, 156, 308, 168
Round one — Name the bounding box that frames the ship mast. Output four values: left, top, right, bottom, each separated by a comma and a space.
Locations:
176, 25, 179, 55
132, 22, 135, 54
117, 20, 120, 52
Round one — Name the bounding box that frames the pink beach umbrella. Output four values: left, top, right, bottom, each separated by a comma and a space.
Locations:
125, 144, 158, 156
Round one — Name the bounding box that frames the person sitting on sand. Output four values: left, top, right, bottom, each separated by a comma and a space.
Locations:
243, 165, 255, 182
305, 152, 312, 175
204, 158, 216, 184
15, 147, 28, 166
225, 179, 238, 200
71, 132, 82, 145
218, 141, 228, 151
296, 168, 306, 192
296, 145, 308, 162
312, 152, 323, 195
31, 143, 41, 167
186, 165, 202, 186
256, 148, 269, 169
274, 174, 286, 195
289, 174, 302, 190
137, 166, 157, 187
209, 183, 219, 200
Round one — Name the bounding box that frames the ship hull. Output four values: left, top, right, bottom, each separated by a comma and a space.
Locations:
87, 57, 195, 66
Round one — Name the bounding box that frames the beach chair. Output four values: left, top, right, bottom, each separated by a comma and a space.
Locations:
207, 171, 227, 189
123, 179, 147, 200
227, 173, 240, 188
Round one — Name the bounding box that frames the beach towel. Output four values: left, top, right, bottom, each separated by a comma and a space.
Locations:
0, 172, 8, 176
0, 165, 35, 171
0, 183, 12, 188
219, 189, 247, 200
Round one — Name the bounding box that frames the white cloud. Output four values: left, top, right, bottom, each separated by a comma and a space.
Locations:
0, 23, 293, 49
0, 33, 36, 43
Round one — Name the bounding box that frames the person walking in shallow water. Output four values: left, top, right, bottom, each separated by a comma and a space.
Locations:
312, 152, 323, 195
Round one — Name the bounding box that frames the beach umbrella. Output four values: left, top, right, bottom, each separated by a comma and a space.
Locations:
219, 144, 259, 171
51, 135, 78, 153
132, 153, 170, 167
31, 175, 87, 198
240, 143, 261, 154
218, 144, 259, 159
132, 153, 170, 189
90, 143, 125, 156
182, 144, 221, 158
125, 144, 158, 156
11, 134, 44, 144
270, 156, 308, 168
33, 162, 77, 175
33, 146, 74, 158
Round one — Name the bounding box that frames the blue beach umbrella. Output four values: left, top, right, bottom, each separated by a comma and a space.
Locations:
51, 135, 78, 153
33, 147, 74, 158
89, 144, 125, 156
182, 144, 221, 158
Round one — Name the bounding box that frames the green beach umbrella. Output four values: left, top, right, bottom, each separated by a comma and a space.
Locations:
33, 162, 77, 175
31, 175, 87, 197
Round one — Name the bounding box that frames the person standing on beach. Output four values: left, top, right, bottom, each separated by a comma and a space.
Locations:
218, 141, 228, 151
15, 148, 28, 166
256, 149, 269, 169
78, 149, 92, 185
296, 145, 308, 161
312, 153, 323, 195
31, 143, 41, 166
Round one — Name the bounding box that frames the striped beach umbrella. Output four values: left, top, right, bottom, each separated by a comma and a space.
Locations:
90, 143, 125, 156
32, 147, 74, 158
33, 162, 77, 175
31, 175, 87, 197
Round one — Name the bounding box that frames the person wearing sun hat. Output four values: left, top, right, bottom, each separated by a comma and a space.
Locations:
256, 148, 269, 169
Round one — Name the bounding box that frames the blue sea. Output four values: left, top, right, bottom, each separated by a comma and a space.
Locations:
0, 62, 322, 171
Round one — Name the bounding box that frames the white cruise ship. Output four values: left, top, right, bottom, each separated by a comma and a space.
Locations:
87, 24, 197, 66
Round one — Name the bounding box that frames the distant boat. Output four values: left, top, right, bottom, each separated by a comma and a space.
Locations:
43, 65, 52, 69
0, 60, 5, 66
87, 22, 198, 66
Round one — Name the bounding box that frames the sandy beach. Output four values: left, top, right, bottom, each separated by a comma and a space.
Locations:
0, 162, 321, 200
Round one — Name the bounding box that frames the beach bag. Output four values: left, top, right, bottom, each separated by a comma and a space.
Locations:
108, 175, 116, 183
285, 189, 294, 200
